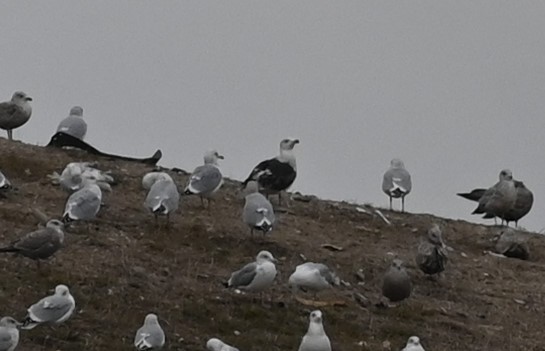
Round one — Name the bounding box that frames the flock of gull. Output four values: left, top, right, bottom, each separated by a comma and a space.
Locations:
0, 90, 537, 350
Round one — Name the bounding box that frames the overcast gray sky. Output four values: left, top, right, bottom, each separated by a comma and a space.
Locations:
1, 1, 544, 231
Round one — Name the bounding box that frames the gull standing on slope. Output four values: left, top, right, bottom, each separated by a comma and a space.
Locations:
206, 338, 239, 351
134, 313, 165, 350
242, 138, 299, 205
470, 169, 517, 223
0, 317, 19, 351
243, 181, 275, 237
62, 179, 102, 223
401, 336, 425, 351
184, 150, 224, 207
382, 158, 412, 212
382, 259, 412, 303
144, 173, 180, 224
56, 106, 87, 140
21, 284, 75, 330
415, 224, 448, 278
0, 91, 32, 141
298, 310, 332, 351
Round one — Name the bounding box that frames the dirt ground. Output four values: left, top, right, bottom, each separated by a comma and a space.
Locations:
0, 138, 544, 351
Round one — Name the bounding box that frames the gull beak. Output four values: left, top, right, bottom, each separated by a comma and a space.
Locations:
25, 97, 33, 101
217, 154, 225, 160
293, 139, 300, 144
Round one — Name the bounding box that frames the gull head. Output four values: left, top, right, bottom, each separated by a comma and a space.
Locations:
204, 150, 224, 165
54, 284, 70, 296
0, 316, 20, 328
280, 138, 300, 151
390, 158, 405, 169
256, 250, 276, 263
427, 224, 445, 246
11, 91, 32, 103
69, 106, 83, 117
391, 258, 405, 270
206, 338, 224, 351
406, 336, 421, 347
309, 310, 323, 324
499, 169, 513, 181
46, 219, 65, 231
144, 313, 159, 325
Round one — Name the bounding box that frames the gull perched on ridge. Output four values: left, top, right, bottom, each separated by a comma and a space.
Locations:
21, 284, 76, 330
242, 138, 299, 205
401, 336, 425, 351
144, 172, 180, 224
184, 150, 224, 207
470, 169, 517, 223
134, 313, 165, 350
382, 158, 412, 212
298, 310, 332, 351
243, 181, 275, 237
56, 106, 87, 140
0, 317, 20, 351
0, 91, 32, 141
206, 338, 239, 351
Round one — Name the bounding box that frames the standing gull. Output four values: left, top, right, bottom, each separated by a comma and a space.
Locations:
471, 169, 517, 223
134, 313, 165, 350
225, 251, 277, 293
21, 284, 76, 329
382, 159, 412, 212
0, 317, 19, 351
184, 150, 224, 207
415, 224, 448, 277
401, 336, 425, 351
289, 262, 340, 298
458, 180, 533, 227
382, 259, 412, 303
62, 179, 102, 223
298, 310, 332, 351
243, 181, 275, 236
242, 138, 299, 204
56, 106, 87, 140
0, 91, 32, 141
206, 338, 239, 351
144, 173, 180, 224
0, 219, 64, 268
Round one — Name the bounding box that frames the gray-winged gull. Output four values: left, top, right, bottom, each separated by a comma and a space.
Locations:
382, 259, 412, 303
55, 162, 114, 193
142, 172, 172, 191
144, 173, 180, 223
0, 317, 19, 351
0, 219, 64, 268
471, 169, 517, 223
382, 158, 412, 212
458, 180, 533, 227
494, 227, 530, 260
242, 138, 299, 205
184, 150, 224, 207
206, 338, 239, 351
21, 284, 75, 330
289, 262, 340, 297
134, 313, 165, 350
415, 224, 448, 277
243, 181, 275, 236
401, 336, 425, 351
62, 180, 102, 223
0, 91, 32, 141
298, 310, 331, 351
56, 106, 87, 140
225, 250, 277, 292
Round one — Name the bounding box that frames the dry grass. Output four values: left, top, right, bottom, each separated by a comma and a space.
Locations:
0, 138, 544, 350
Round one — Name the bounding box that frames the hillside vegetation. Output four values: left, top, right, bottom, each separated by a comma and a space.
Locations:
0, 138, 544, 351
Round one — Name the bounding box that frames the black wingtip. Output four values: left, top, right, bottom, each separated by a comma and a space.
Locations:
222, 281, 229, 288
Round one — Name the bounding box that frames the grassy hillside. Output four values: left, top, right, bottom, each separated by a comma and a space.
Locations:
0, 138, 544, 351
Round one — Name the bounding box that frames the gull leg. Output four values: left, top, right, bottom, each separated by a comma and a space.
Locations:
200, 196, 205, 208
401, 197, 405, 213
7, 130, 12, 141
389, 196, 392, 211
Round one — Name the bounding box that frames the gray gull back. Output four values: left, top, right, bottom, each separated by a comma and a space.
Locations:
56, 106, 87, 140
134, 313, 165, 350
0, 317, 19, 351
382, 158, 412, 212
243, 181, 275, 235
22, 284, 75, 330
226, 250, 277, 292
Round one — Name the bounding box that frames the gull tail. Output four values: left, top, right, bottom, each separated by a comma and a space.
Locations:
0, 246, 17, 253
20, 316, 38, 330
152, 203, 167, 214
255, 218, 273, 233
457, 189, 486, 202
62, 213, 75, 224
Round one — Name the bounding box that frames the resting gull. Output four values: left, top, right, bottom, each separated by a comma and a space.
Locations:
243, 181, 275, 236
21, 284, 75, 330
225, 250, 277, 293
494, 227, 530, 260
0, 317, 19, 351
0, 91, 32, 141
415, 224, 448, 277
458, 180, 533, 227
382, 259, 412, 303
142, 172, 171, 191
206, 338, 239, 351
56, 106, 87, 140
242, 138, 299, 204
470, 169, 517, 223
144, 173, 180, 223
184, 150, 224, 207
401, 336, 425, 351
298, 310, 332, 351
0, 219, 64, 268
62, 180, 102, 223
289, 262, 340, 297
382, 158, 412, 212
134, 313, 165, 350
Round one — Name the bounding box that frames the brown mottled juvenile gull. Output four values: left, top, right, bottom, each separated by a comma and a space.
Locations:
382, 259, 412, 302
0, 91, 32, 140
184, 150, 224, 207
206, 338, 239, 351
0, 219, 64, 268
402, 336, 426, 351
494, 227, 530, 260
382, 159, 412, 212
134, 313, 165, 350
471, 169, 516, 223
21, 284, 75, 330
0, 317, 19, 351
415, 224, 448, 277
56, 106, 87, 140
298, 310, 331, 351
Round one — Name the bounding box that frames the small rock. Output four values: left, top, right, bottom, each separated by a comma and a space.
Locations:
234, 330, 241, 336
382, 340, 391, 349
